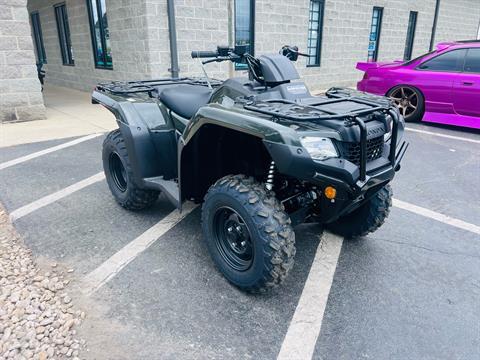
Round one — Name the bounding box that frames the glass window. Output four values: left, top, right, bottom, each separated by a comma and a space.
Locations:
404, 11, 417, 61
54, 3, 74, 65
30, 12, 47, 64
367, 7, 383, 62
464, 48, 480, 73
87, 0, 113, 69
234, 0, 254, 70
418, 49, 467, 72
307, 0, 325, 67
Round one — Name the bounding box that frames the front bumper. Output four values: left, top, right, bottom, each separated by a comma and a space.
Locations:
267, 138, 408, 223
264, 110, 408, 223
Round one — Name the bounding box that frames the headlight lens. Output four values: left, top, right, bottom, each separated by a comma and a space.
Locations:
300, 137, 339, 161
384, 115, 393, 141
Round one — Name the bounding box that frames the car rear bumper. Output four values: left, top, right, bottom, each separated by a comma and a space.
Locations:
357, 79, 368, 92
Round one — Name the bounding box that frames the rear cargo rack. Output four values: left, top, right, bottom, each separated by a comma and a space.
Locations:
96, 77, 222, 96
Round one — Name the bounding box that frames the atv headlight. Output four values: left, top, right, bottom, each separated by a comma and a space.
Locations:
300, 137, 338, 161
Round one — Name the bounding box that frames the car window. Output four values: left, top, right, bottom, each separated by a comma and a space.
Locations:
464, 48, 480, 73
403, 50, 435, 66
418, 49, 467, 72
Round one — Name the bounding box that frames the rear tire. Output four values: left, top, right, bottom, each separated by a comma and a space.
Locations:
327, 185, 392, 238
201, 175, 295, 293
103, 130, 159, 210
387, 85, 424, 122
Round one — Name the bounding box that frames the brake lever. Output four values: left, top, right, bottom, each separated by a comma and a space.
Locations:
202, 56, 231, 65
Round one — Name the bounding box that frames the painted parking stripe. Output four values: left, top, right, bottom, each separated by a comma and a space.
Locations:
405, 127, 480, 144
393, 198, 480, 236
83, 202, 197, 296
9, 172, 105, 221
0, 133, 103, 171
277, 232, 343, 360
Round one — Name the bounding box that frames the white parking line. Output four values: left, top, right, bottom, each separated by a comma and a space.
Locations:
9, 172, 105, 221
277, 232, 343, 360
393, 198, 480, 236
83, 202, 197, 296
0, 133, 103, 171
278, 199, 479, 360
405, 127, 480, 144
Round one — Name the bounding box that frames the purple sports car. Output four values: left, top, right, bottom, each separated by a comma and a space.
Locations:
356, 40, 480, 129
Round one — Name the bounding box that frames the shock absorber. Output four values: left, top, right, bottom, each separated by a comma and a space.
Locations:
265, 161, 275, 191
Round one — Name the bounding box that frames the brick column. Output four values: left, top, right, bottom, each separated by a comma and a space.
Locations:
0, 0, 46, 122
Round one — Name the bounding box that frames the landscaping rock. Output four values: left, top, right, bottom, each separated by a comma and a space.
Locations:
0, 207, 86, 359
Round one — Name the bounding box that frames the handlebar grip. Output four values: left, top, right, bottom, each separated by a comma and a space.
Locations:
191, 50, 218, 59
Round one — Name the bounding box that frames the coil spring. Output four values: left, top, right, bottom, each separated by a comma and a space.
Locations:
265, 161, 275, 191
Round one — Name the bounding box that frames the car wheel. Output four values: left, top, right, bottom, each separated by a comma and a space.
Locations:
201, 174, 295, 293
387, 86, 424, 122
103, 130, 159, 210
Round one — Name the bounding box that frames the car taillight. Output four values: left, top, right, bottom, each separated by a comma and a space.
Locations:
362, 72, 369, 80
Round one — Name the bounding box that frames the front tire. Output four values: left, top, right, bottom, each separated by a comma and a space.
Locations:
201, 175, 295, 293
327, 185, 392, 238
103, 130, 159, 210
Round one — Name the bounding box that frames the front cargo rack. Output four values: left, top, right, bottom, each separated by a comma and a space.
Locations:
242, 89, 400, 182
243, 97, 387, 121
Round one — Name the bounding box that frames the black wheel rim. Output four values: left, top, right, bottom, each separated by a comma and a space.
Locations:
390, 87, 419, 119
109, 152, 127, 192
213, 206, 254, 272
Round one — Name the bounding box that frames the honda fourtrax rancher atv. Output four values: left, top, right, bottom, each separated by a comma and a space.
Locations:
92, 45, 408, 292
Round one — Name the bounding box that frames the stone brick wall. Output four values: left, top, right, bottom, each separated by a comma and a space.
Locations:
26, 0, 154, 91
164, 0, 230, 79
435, 0, 480, 43
0, 0, 45, 122
255, 0, 439, 91
25, 0, 232, 91
20, 0, 480, 95
255, 0, 479, 91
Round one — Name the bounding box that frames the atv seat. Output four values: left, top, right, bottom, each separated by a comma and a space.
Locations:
159, 85, 212, 119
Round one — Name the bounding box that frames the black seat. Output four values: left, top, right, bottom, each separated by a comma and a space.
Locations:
159, 85, 212, 119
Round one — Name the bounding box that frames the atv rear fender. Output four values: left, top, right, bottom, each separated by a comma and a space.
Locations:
92, 90, 178, 193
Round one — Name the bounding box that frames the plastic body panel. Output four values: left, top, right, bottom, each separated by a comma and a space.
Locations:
93, 75, 408, 223
92, 91, 178, 183
258, 54, 300, 83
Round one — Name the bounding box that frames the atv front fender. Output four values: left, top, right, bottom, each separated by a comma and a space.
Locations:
181, 104, 301, 146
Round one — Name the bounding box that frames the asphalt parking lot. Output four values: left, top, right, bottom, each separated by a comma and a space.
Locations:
0, 123, 479, 360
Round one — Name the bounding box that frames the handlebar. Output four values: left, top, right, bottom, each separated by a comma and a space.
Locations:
191, 50, 218, 59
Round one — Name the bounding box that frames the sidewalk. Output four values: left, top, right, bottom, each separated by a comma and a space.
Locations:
1, 84, 117, 148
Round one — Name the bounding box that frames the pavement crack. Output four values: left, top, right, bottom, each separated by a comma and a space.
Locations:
373, 237, 480, 260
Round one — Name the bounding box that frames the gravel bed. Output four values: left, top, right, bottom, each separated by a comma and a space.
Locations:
0, 207, 85, 360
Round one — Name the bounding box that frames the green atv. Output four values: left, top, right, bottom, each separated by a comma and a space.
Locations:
92, 45, 408, 292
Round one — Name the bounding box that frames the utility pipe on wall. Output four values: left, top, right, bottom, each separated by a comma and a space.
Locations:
167, 0, 179, 78
429, 0, 441, 51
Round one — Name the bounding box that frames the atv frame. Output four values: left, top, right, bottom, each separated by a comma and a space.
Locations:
93, 45, 408, 292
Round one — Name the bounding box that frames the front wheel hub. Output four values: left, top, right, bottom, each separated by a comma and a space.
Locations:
213, 207, 253, 271
390, 87, 418, 118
